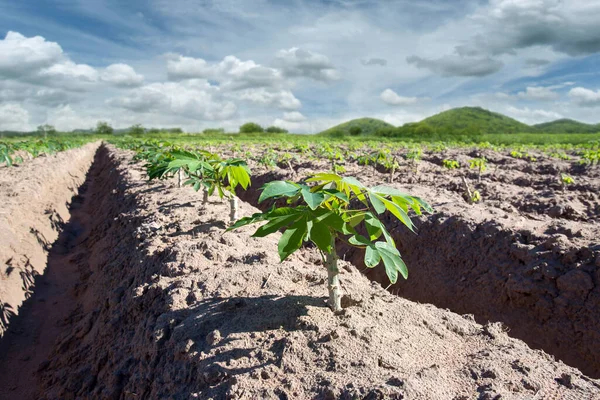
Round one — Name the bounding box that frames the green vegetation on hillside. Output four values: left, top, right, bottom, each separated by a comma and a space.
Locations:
321, 107, 599, 140
533, 119, 600, 134
420, 107, 532, 135
320, 118, 394, 137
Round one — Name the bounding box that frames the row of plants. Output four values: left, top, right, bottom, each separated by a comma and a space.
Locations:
130, 141, 433, 313
0, 138, 93, 167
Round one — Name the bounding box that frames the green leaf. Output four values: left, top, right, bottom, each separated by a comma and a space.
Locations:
226, 211, 269, 231
379, 196, 415, 233
374, 241, 408, 283
227, 164, 251, 189
348, 234, 370, 246
278, 219, 308, 261
308, 221, 332, 252
368, 192, 386, 214
306, 172, 341, 183
253, 211, 303, 237
322, 188, 349, 203
364, 245, 381, 268
259, 181, 299, 203
301, 185, 325, 210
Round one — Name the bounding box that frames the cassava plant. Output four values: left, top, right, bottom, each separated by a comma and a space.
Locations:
228, 173, 432, 312
468, 157, 487, 182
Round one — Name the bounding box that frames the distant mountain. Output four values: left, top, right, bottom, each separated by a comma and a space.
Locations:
420, 106, 532, 135
532, 119, 600, 134
320, 118, 395, 137
319, 107, 600, 137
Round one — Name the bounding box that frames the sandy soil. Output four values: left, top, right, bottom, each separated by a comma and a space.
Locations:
0, 142, 99, 336
242, 147, 600, 379
0, 144, 594, 399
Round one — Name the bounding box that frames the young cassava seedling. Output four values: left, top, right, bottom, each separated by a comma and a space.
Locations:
228, 173, 433, 312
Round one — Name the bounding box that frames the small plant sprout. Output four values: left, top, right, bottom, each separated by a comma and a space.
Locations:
405, 146, 422, 173
442, 159, 460, 169
468, 157, 487, 182
560, 173, 574, 191
228, 173, 433, 312
460, 176, 481, 204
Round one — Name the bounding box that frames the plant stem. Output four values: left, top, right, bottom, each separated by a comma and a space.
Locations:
203, 187, 209, 204
178, 169, 182, 188
325, 236, 342, 312
229, 196, 238, 224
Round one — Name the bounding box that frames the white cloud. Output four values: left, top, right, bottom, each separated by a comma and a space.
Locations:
0, 31, 64, 79
167, 55, 215, 80
380, 89, 420, 106
233, 88, 301, 110
568, 87, 600, 107
282, 111, 306, 122
0, 103, 31, 131
46, 105, 97, 131
108, 80, 237, 120
505, 106, 562, 124
275, 47, 340, 81
101, 63, 144, 87
517, 86, 559, 101
41, 61, 98, 81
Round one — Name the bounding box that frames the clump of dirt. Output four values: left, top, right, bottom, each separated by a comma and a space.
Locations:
0, 142, 100, 335
29, 146, 599, 399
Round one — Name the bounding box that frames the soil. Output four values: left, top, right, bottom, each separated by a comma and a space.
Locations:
241, 148, 600, 379
0, 144, 598, 399
0, 142, 99, 335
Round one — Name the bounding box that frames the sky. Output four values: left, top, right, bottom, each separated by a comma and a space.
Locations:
1, 0, 600, 133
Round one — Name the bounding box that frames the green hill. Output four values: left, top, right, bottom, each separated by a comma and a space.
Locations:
320, 118, 394, 137
420, 107, 532, 135
533, 119, 600, 134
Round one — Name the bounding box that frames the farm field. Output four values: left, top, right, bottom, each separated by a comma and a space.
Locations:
0, 137, 599, 399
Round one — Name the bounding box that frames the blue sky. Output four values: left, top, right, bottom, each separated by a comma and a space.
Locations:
1, 0, 600, 132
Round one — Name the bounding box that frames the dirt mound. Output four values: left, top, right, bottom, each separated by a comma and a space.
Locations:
22, 146, 600, 399
0, 142, 100, 335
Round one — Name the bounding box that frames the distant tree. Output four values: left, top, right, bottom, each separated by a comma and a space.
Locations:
414, 123, 434, 136
239, 122, 264, 133
37, 124, 57, 139
128, 124, 146, 135
265, 126, 288, 134
348, 126, 362, 136
168, 127, 183, 134
96, 121, 114, 135
203, 128, 225, 134
329, 129, 345, 138
147, 128, 161, 134
375, 127, 397, 137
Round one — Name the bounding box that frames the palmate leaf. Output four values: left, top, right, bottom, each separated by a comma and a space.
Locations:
259, 181, 300, 203
374, 241, 408, 283
308, 220, 332, 252
300, 185, 325, 210
278, 218, 308, 261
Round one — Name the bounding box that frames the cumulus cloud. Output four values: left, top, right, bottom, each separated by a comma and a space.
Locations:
46, 105, 98, 131
275, 47, 340, 81
361, 58, 387, 67
517, 86, 559, 101
167, 55, 214, 80
406, 55, 503, 77
0, 31, 63, 79
282, 111, 306, 122
0, 103, 31, 131
108, 80, 237, 120
380, 89, 421, 106
233, 88, 301, 110
568, 87, 600, 107
101, 64, 144, 87
41, 61, 98, 81
505, 106, 562, 124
